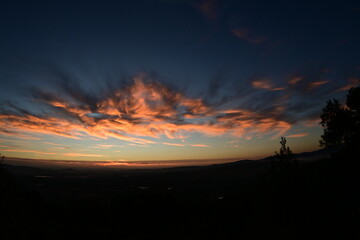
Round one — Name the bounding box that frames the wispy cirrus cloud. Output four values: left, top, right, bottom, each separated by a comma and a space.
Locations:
162, 142, 186, 147
288, 77, 304, 85
308, 80, 329, 90
251, 78, 285, 91
336, 77, 359, 92
89, 144, 116, 149
50, 146, 70, 150
0, 129, 41, 140
93, 160, 185, 168
0, 73, 292, 144
286, 133, 309, 138
189, 144, 210, 148
1, 148, 57, 155
63, 153, 104, 157
162, 142, 210, 147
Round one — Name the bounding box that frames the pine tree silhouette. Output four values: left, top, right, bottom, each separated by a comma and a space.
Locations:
320, 83, 360, 148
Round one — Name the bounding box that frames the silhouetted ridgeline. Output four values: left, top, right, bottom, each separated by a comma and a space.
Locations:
1, 148, 359, 240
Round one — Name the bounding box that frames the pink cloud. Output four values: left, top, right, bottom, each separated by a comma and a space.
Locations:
50, 146, 70, 150
308, 80, 329, 89
89, 144, 115, 149
63, 153, 104, 157
162, 142, 186, 147
0, 74, 292, 146
336, 77, 359, 92
0, 144, 15, 148
288, 77, 304, 85
251, 78, 285, 91
287, 133, 309, 138
190, 144, 210, 148
93, 160, 181, 168
2, 149, 56, 155
0, 129, 42, 140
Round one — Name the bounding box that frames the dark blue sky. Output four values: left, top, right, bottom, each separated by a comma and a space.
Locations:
0, 0, 359, 163
2, 1, 358, 85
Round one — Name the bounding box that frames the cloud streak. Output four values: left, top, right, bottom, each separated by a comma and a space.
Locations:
162, 142, 186, 147
286, 133, 309, 138
1, 149, 57, 155
63, 153, 104, 157
0, 73, 293, 144
189, 144, 210, 148
251, 78, 285, 91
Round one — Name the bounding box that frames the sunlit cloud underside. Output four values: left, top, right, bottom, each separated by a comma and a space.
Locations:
1, 75, 291, 141
1, 72, 355, 163
0, 74, 294, 160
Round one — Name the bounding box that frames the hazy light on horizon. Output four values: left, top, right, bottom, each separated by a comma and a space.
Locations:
1, 0, 358, 167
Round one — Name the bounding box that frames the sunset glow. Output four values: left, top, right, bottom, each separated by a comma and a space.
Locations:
1, 0, 359, 168
0, 73, 344, 165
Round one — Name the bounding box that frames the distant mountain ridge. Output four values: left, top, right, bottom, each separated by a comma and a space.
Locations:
3, 147, 338, 176
262, 146, 339, 163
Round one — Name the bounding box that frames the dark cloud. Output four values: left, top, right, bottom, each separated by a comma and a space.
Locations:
0, 100, 31, 116
49, 69, 102, 111
163, 0, 219, 17
197, 0, 218, 19
231, 28, 266, 44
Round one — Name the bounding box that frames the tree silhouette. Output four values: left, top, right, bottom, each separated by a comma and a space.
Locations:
320, 83, 360, 148
346, 86, 360, 112
272, 137, 297, 170
346, 86, 360, 147
319, 99, 352, 147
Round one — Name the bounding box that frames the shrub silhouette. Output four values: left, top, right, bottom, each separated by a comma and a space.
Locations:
272, 137, 297, 170
0, 153, 5, 174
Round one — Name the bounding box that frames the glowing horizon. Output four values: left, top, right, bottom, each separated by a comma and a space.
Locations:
1, 1, 358, 167
1, 72, 342, 165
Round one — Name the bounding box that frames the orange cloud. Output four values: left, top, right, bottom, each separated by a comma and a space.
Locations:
63, 153, 104, 157
251, 78, 285, 91
308, 80, 329, 89
336, 77, 359, 92
301, 118, 320, 127
43, 142, 65, 146
162, 142, 186, 147
190, 144, 210, 148
0, 74, 292, 145
162, 142, 210, 147
288, 76, 303, 85
0, 144, 15, 148
0, 129, 41, 140
2, 149, 56, 155
287, 133, 309, 138
51, 146, 70, 150
89, 144, 115, 149
94, 160, 181, 168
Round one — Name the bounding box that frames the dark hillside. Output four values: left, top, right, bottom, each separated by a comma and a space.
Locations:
1, 153, 359, 240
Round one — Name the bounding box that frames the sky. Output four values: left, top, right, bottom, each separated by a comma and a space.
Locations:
0, 0, 359, 167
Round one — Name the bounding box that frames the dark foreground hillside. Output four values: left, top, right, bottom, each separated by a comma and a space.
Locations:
1, 155, 359, 240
